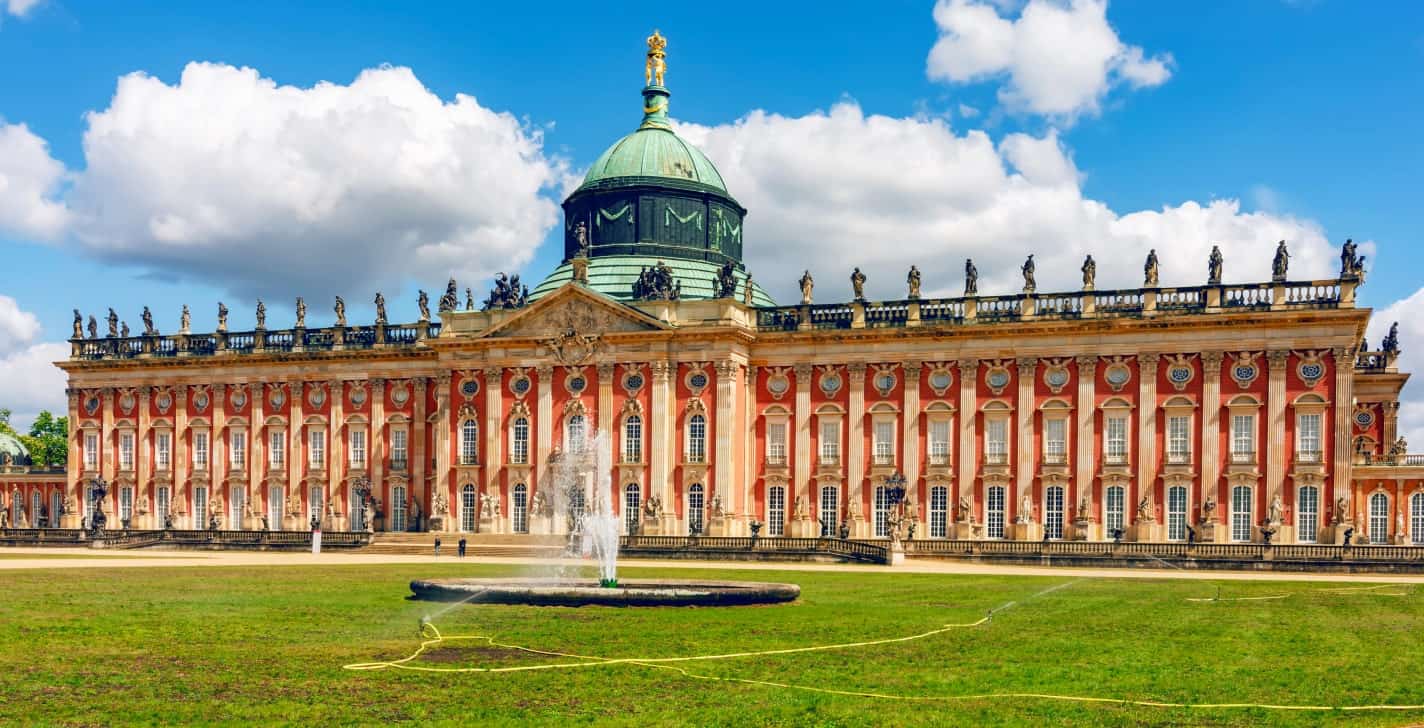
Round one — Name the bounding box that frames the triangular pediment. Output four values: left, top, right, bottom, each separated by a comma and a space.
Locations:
481, 283, 669, 340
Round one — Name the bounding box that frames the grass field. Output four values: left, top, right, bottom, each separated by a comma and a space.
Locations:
1, 562, 1421, 726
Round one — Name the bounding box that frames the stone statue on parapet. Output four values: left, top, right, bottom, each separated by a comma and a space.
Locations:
1340, 238, 1366, 280
334, 296, 347, 327
743, 272, 755, 306
907, 265, 921, 299
714, 261, 738, 299
964, 258, 978, 296
374, 293, 387, 325
217, 302, 228, 332
107, 308, 119, 338
72, 310, 83, 339
798, 270, 814, 305
142, 306, 157, 335
1021, 254, 1036, 293
1144, 249, 1159, 287
180, 305, 191, 334
120, 321, 129, 338
295, 297, 306, 328
438, 278, 458, 313
1382, 322, 1400, 355
1208, 245, 1223, 285
254, 300, 266, 330
632, 261, 680, 301
573, 221, 590, 257
87, 315, 97, 339
465, 287, 475, 311
1082, 255, 1096, 290
417, 290, 430, 321
1271, 240, 1289, 282
850, 267, 866, 300
484, 273, 529, 310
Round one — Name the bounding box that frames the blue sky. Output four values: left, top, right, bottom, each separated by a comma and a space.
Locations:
0, 0, 1421, 428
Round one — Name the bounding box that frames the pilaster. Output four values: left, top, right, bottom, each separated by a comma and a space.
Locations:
597, 362, 615, 444
714, 360, 738, 522
536, 365, 554, 499
64, 389, 80, 528
957, 359, 979, 511
248, 382, 263, 530
1015, 358, 1036, 521
288, 382, 303, 525
483, 368, 502, 496
434, 373, 453, 522
1200, 352, 1223, 531
370, 379, 385, 528
1266, 350, 1289, 507
1331, 347, 1354, 511
327, 381, 343, 527
844, 362, 865, 531
649, 361, 674, 519
1075, 356, 1097, 512
137, 388, 152, 527
411, 379, 427, 524
1137, 354, 1159, 512
902, 361, 922, 528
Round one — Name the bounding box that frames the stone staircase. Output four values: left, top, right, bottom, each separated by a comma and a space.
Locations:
361, 532, 568, 558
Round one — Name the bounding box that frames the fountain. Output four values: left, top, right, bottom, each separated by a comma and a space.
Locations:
410, 428, 799, 607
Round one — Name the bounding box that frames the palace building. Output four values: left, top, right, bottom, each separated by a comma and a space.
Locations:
14, 33, 1424, 547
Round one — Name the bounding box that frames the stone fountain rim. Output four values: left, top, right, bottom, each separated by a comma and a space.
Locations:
409, 577, 801, 606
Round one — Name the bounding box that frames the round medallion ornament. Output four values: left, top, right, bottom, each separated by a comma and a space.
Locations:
1298, 362, 1325, 386
986, 369, 1009, 390
1355, 410, 1375, 429
1104, 365, 1131, 388
84, 396, 100, 415
567, 376, 587, 394
1044, 368, 1069, 390
308, 388, 325, 408
767, 374, 791, 397
390, 384, 408, 406
271, 390, 286, 408
1168, 365, 1193, 385
230, 391, 246, 409
156, 393, 173, 413
350, 388, 367, 406
688, 372, 709, 390
1233, 364, 1258, 385
928, 370, 953, 393
120, 393, 136, 413
623, 373, 645, 393
875, 372, 898, 395
510, 376, 532, 397
819, 373, 842, 396
194, 393, 210, 411
460, 379, 480, 398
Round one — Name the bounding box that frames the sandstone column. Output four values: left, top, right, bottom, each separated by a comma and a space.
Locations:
957, 360, 979, 516
1015, 358, 1036, 524
714, 360, 738, 526
1200, 352, 1223, 538
902, 361, 922, 534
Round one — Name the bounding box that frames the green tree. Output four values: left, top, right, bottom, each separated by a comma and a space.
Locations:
0, 408, 14, 437
21, 410, 68, 467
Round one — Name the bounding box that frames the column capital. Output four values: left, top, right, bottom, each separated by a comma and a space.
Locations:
847, 361, 868, 377
715, 360, 740, 378
1266, 350, 1291, 369
1201, 351, 1225, 368
1016, 357, 1037, 375
1074, 355, 1097, 371
902, 361, 923, 380
371, 378, 386, 393
478, 367, 499, 385
535, 363, 555, 378
596, 362, 616, 379
1331, 346, 1354, 364
413, 378, 427, 395
1138, 352, 1160, 374
957, 358, 980, 374
650, 360, 673, 379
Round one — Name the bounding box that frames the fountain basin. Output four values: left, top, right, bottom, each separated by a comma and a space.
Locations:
409, 578, 800, 607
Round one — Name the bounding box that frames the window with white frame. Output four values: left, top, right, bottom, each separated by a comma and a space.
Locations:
929, 486, 948, 538
1167, 415, 1191, 464
193, 486, 207, 529
391, 485, 407, 532
1296, 413, 1322, 461
1369, 492, 1389, 544
768, 421, 789, 466
193, 431, 209, 471
767, 485, 785, 536
687, 483, 705, 534
84, 432, 98, 469
1105, 485, 1125, 536
985, 419, 1008, 465
230, 431, 246, 468
686, 415, 706, 463
1231, 485, 1253, 542
460, 420, 479, 464
348, 430, 366, 467
1231, 414, 1255, 463
622, 483, 638, 535
873, 486, 890, 537
460, 484, 477, 532
928, 420, 951, 466
119, 432, 134, 470
513, 484, 529, 534
308, 429, 325, 468
512, 417, 531, 464
1104, 416, 1128, 464
230, 488, 245, 530
156, 432, 171, 471
620, 416, 639, 464
986, 485, 1005, 539
309, 485, 323, 526
1043, 418, 1066, 464
156, 486, 170, 522
267, 485, 283, 530
1044, 485, 1064, 539
390, 429, 407, 470
269, 431, 285, 467
1412, 493, 1424, 545
1297, 485, 1319, 543
1167, 485, 1187, 541
873, 420, 895, 466
567, 414, 587, 454
816, 420, 837, 465
120, 486, 133, 523
818, 485, 839, 534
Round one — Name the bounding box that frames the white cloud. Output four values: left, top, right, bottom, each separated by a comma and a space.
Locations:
1369, 291, 1424, 448
59, 61, 566, 303
0, 341, 68, 432
927, 0, 1173, 119
957, 103, 981, 118
0, 122, 69, 240
0, 295, 42, 356
677, 102, 1353, 303
3, 0, 43, 18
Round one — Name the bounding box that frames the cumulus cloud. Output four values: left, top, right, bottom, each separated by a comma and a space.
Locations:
0, 295, 42, 356
927, 0, 1173, 119
1369, 291, 1424, 448
57, 61, 566, 303
0, 295, 65, 432
3, 0, 43, 18
678, 102, 1353, 303
0, 123, 69, 240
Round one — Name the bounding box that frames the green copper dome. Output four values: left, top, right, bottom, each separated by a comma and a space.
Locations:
574, 86, 729, 196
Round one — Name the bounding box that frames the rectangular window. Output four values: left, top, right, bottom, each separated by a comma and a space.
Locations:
768, 422, 788, 466
1231, 485, 1253, 542
985, 419, 1008, 464
1231, 414, 1255, 463
308, 430, 325, 468
1105, 485, 1125, 535
1296, 413, 1322, 461
817, 421, 837, 465
767, 486, 785, 536
1297, 486, 1318, 543
156, 487, 170, 523
873, 421, 895, 465
928, 420, 951, 466
1167, 486, 1187, 541
514, 419, 532, 464
193, 432, 209, 471
390, 429, 407, 470
119, 432, 134, 470
269, 432, 285, 467
230, 431, 246, 468
349, 430, 366, 467
1167, 415, 1191, 464
1043, 418, 1066, 464
1044, 486, 1064, 540
686, 417, 706, 462
156, 432, 171, 471
986, 486, 1006, 539
119, 486, 133, 523
193, 486, 207, 530
84, 433, 98, 469
929, 486, 948, 538
1104, 416, 1128, 464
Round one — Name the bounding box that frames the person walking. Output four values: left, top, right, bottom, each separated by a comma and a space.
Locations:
433, 537, 442, 557
458, 537, 467, 558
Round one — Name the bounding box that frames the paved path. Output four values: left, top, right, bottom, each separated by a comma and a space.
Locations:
1, 546, 1422, 583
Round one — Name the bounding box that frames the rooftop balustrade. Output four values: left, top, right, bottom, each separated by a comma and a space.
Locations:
71, 322, 441, 361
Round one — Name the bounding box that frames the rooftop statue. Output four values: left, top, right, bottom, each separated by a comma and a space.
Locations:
180, 305, 191, 334
334, 296, 346, 327
645, 29, 667, 86
632, 261, 680, 301
1340, 238, 1366, 280
1081, 255, 1096, 290
142, 306, 157, 336
87, 315, 97, 339
1144, 249, 1159, 287
1021, 254, 1036, 294
1382, 321, 1400, 355
714, 261, 738, 299
107, 308, 118, 338
465, 287, 475, 311
120, 321, 129, 338
484, 273, 530, 310
907, 265, 921, 299
1208, 245, 1223, 285
417, 290, 430, 321
573, 221, 590, 257
255, 300, 266, 330
743, 272, 755, 306
72, 309, 83, 339
438, 278, 458, 314
374, 292, 387, 325
964, 258, 978, 296
799, 270, 814, 305
217, 302, 228, 333
295, 297, 306, 328
1272, 240, 1289, 282
851, 267, 866, 301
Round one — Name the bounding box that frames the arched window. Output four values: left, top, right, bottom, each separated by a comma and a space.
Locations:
1297, 485, 1319, 543
687, 414, 707, 463
623, 483, 640, 535
767, 485, 786, 536
392, 485, 408, 532
461, 420, 479, 465
1369, 492, 1389, 544
193, 486, 208, 530
1104, 485, 1125, 536
873, 486, 890, 538
1044, 485, 1064, 540
623, 415, 643, 463
567, 415, 587, 453
1412, 493, 1424, 545
819, 485, 839, 536
1166, 485, 1188, 541
511, 418, 529, 465
266, 485, 282, 531
986, 485, 1006, 539
460, 484, 477, 532
512, 484, 529, 534
929, 486, 948, 539
687, 484, 705, 535
1231, 485, 1253, 542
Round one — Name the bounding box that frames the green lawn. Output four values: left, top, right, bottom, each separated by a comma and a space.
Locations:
1, 562, 1420, 727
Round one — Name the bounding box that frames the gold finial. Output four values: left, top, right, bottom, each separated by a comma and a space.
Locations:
645, 29, 667, 86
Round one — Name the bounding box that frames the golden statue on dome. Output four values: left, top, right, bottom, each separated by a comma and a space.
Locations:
646, 29, 667, 86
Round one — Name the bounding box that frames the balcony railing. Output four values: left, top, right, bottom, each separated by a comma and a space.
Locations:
1294, 450, 1323, 464
684, 452, 707, 464
927, 452, 952, 467
1041, 452, 1067, 466
1166, 450, 1192, 465
1230, 450, 1256, 464
872, 453, 895, 466
983, 452, 1008, 466
389, 458, 407, 472
71, 320, 441, 361
1102, 452, 1128, 466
